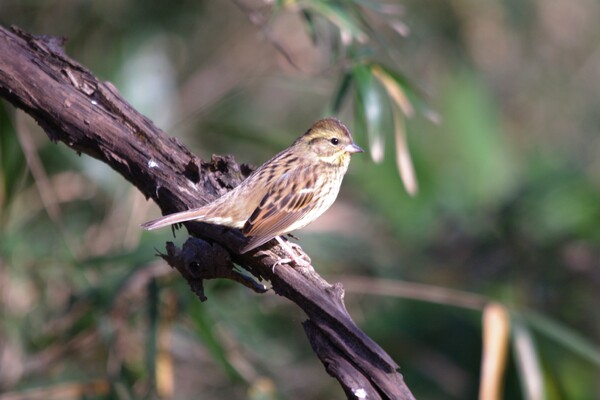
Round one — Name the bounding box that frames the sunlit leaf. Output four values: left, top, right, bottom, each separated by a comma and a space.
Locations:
370, 63, 419, 193
512, 317, 546, 400
303, 0, 367, 44
371, 64, 414, 117
352, 64, 389, 163
377, 64, 440, 124
392, 106, 418, 195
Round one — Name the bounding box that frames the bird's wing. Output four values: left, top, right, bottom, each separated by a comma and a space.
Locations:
240, 167, 317, 253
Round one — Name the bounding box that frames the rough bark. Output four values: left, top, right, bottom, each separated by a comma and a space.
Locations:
0, 25, 415, 400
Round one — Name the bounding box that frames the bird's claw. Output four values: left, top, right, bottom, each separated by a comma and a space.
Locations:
255, 237, 313, 272
274, 236, 312, 270
254, 249, 291, 272
271, 253, 310, 273
271, 257, 292, 273
286, 242, 312, 266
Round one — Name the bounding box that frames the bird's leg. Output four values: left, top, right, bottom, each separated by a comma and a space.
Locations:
253, 240, 291, 273
254, 237, 312, 272
275, 236, 312, 268
286, 242, 312, 265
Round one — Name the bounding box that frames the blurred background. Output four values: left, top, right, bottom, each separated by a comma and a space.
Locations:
1, 0, 599, 399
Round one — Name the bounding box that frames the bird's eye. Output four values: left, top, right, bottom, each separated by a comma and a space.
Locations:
330, 138, 339, 145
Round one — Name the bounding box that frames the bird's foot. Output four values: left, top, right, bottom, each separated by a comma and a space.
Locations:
275, 236, 312, 269
255, 237, 312, 273
271, 257, 292, 273
254, 250, 293, 273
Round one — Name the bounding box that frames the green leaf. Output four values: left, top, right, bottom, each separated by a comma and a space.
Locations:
303, 0, 367, 43
526, 311, 600, 366
352, 64, 391, 163
352, 65, 368, 150
349, 0, 405, 15
371, 64, 414, 117
331, 71, 353, 113
300, 9, 318, 45
377, 63, 439, 123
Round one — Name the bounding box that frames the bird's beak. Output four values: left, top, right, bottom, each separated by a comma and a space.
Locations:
345, 142, 364, 154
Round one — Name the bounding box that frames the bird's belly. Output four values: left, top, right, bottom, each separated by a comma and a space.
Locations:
283, 175, 343, 233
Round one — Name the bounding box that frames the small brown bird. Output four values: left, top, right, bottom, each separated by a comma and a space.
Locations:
142, 118, 363, 265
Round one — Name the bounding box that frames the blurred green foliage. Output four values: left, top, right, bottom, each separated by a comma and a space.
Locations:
1, 0, 600, 399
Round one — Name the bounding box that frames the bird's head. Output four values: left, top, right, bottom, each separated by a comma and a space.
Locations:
296, 118, 364, 166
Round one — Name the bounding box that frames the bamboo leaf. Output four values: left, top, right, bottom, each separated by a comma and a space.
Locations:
377, 63, 440, 124
371, 64, 414, 117
300, 9, 318, 45
370, 63, 419, 193
526, 311, 600, 366
392, 106, 418, 195
349, 0, 405, 15
303, 0, 367, 43
512, 317, 546, 400
331, 71, 353, 113
353, 64, 387, 163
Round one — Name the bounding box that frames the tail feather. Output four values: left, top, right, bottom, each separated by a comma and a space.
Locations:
142, 185, 255, 231
141, 208, 209, 230
141, 203, 245, 231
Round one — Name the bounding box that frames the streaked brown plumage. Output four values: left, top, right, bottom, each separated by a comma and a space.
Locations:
142, 118, 363, 257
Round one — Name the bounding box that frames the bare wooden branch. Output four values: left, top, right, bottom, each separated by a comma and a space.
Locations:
0, 25, 415, 400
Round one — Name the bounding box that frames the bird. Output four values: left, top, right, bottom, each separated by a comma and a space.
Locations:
141, 117, 363, 266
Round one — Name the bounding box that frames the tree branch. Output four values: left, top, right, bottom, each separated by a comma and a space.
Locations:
0, 25, 414, 400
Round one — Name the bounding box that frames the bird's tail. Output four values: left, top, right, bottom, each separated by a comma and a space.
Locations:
141, 199, 243, 231
141, 207, 210, 230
